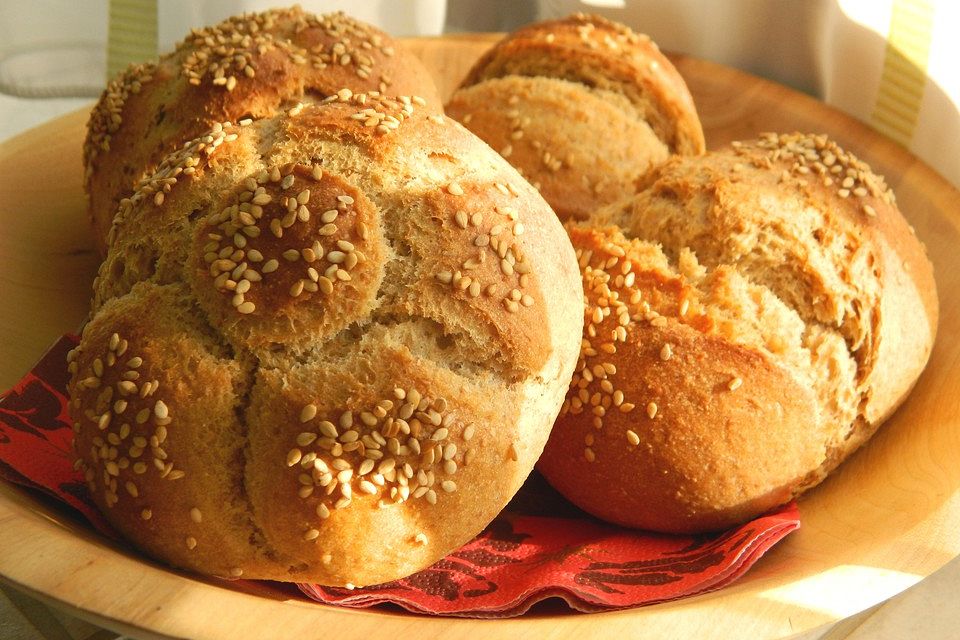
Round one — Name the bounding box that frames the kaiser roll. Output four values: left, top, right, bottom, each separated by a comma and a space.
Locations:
69, 91, 583, 586
537, 133, 937, 533
447, 13, 705, 221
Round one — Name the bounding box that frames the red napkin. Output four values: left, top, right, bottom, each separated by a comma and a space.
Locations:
0, 335, 800, 618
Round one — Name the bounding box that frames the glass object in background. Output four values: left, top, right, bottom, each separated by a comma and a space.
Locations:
0, 0, 449, 97
0, 1, 107, 98
0, 0, 449, 143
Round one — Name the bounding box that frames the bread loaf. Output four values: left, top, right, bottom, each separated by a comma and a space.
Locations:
537, 133, 937, 533
70, 92, 583, 585
84, 7, 441, 256
447, 14, 704, 221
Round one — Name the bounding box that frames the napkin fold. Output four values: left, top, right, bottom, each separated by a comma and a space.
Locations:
0, 335, 800, 618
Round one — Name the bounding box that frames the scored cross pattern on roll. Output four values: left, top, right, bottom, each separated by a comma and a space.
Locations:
71, 11, 583, 586
447, 13, 705, 222
84, 7, 442, 257
539, 132, 937, 533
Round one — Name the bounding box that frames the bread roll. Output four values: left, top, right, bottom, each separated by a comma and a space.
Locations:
538, 133, 937, 533
447, 76, 670, 220
84, 7, 441, 256
447, 13, 704, 221
69, 92, 583, 585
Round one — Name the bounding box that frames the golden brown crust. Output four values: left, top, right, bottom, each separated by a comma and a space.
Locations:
245, 323, 541, 585
538, 227, 824, 532
72, 93, 583, 584
446, 76, 669, 221
68, 284, 280, 578
622, 133, 938, 446
458, 13, 705, 156
540, 134, 937, 534
448, 14, 702, 221
84, 7, 441, 256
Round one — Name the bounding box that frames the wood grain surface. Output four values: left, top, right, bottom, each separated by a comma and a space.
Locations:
1, 34, 959, 640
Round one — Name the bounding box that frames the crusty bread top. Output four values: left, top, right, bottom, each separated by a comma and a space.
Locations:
539, 225, 829, 532
84, 7, 441, 255
72, 90, 583, 584
92, 92, 570, 379
539, 133, 938, 532
445, 75, 669, 221
459, 13, 705, 156
593, 132, 938, 466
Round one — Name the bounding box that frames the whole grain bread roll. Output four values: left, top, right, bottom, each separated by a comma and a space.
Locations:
84, 7, 441, 256
69, 92, 583, 585
447, 13, 705, 221
537, 133, 937, 533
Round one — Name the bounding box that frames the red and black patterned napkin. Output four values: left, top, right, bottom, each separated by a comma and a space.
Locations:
0, 335, 800, 617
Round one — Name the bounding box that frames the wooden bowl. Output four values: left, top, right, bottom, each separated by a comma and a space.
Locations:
1, 34, 958, 640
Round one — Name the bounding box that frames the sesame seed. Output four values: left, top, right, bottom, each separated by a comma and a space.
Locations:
154, 400, 168, 420
287, 448, 303, 466
728, 377, 743, 391
626, 430, 640, 446
584, 447, 596, 462
300, 404, 317, 422
303, 528, 320, 541
190, 507, 202, 523
186, 536, 197, 550
660, 343, 673, 361
297, 432, 317, 447
236, 301, 256, 314
318, 421, 338, 439
230, 568, 244, 577
447, 182, 464, 196
141, 509, 152, 520
646, 402, 658, 418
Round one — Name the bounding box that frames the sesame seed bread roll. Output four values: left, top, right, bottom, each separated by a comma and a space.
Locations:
447, 13, 704, 221
538, 133, 937, 533
84, 7, 441, 256
446, 76, 670, 221
69, 93, 583, 584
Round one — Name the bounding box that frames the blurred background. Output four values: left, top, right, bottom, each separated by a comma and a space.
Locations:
0, 0, 956, 185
